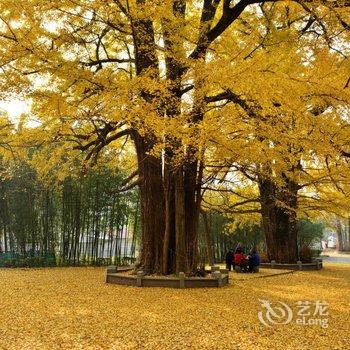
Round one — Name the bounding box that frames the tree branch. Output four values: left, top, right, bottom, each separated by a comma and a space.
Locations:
83, 58, 134, 67
120, 170, 139, 187
190, 0, 254, 60
205, 89, 259, 118
106, 179, 141, 194
189, 0, 350, 61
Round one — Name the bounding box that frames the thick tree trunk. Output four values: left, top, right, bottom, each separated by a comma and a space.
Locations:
133, 133, 202, 274
259, 177, 299, 263
131, 1, 202, 275
174, 166, 187, 274
132, 9, 166, 274
134, 143, 201, 274
184, 160, 201, 273
133, 133, 165, 274
162, 158, 201, 275
162, 164, 176, 274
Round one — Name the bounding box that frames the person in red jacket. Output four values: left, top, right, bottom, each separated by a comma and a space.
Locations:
234, 251, 247, 272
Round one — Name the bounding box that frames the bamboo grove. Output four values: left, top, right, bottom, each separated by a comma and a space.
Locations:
0, 163, 139, 267
0, 0, 350, 274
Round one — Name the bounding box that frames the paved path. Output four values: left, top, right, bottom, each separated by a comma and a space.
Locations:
322, 255, 350, 264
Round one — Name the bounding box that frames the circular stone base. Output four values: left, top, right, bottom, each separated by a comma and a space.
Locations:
259, 259, 323, 271
106, 268, 229, 288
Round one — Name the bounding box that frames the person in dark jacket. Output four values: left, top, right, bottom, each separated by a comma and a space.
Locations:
234, 242, 244, 254
247, 249, 260, 272
225, 249, 234, 271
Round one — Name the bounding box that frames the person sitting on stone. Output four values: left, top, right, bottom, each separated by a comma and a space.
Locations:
234, 250, 247, 272
247, 249, 260, 273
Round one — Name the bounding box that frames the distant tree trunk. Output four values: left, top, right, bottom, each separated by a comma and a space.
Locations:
346, 217, 350, 251
259, 176, 299, 263
336, 219, 344, 252
201, 211, 214, 266
4, 228, 8, 252
130, 194, 139, 259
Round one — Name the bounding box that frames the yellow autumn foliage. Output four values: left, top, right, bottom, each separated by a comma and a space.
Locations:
1, 0, 350, 223
0, 263, 349, 349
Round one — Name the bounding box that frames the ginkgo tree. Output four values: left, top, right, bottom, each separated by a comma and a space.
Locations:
1, 0, 350, 274
200, 3, 350, 262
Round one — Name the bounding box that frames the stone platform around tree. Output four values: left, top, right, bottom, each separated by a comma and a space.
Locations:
259, 258, 323, 270
105, 266, 229, 288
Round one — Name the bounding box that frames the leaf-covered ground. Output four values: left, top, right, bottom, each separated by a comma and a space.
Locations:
0, 263, 349, 350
